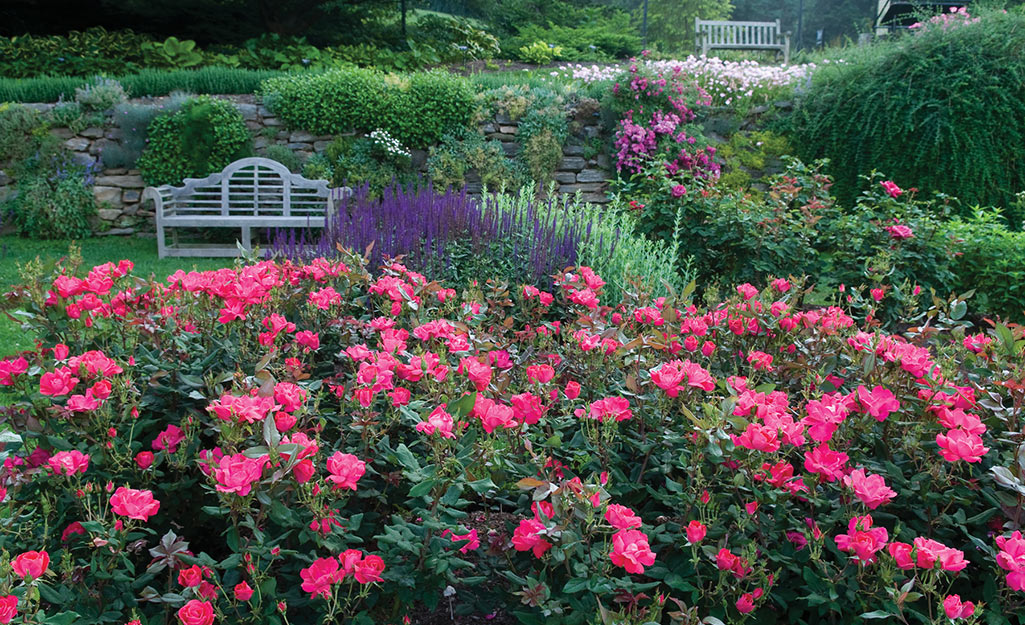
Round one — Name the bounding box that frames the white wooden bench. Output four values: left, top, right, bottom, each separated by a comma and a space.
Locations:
143, 157, 346, 258
695, 19, 791, 64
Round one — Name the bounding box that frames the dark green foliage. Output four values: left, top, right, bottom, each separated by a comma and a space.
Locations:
942, 208, 1025, 321
263, 145, 304, 173
0, 68, 290, 103
9, 144, 97, 240
426, 128, 523, 190
786, 8, 1025, 223
0, 103, 45, 165
137, 96, 252, 186
101, 100, 183, 169
633, 158, 962, 325
504, 18, 641, 61
260, 68, 475, 148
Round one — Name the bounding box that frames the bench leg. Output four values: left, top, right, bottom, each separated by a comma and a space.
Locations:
240, 226, 252, 253
157, 220, 166, 259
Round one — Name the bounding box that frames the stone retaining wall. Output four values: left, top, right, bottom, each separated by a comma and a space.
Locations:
0, 96, 611, 235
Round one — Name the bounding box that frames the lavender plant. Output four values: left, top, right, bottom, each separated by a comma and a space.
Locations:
268, 183, 692, 297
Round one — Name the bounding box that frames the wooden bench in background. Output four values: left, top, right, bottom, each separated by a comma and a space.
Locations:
695, 19, 791, 65
144, 157, 347, 258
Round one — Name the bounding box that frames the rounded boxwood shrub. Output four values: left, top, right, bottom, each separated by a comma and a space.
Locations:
787, 7, 1025, 224
137, 95, 252, 186
259, 68, 474, 148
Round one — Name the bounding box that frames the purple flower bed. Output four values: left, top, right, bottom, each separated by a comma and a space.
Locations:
268, 182, 613, 284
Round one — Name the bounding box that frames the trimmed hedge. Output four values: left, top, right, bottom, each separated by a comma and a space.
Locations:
259, 68, 475, 148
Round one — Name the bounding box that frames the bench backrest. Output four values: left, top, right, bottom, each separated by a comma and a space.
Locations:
165, 157, 331, 218
696, 19, 784, 47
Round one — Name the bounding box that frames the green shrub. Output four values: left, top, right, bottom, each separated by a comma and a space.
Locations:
786, 7, 1025, 223
74, 77, 127, 113
263, 144, 304, 173
101, 101, 178, 170
517, 41, 563, 65
301, 152, 334, 181
260, 68, 474, 148
137, 96, 252, 186
0, 27, 149, 78
942, 207, 1025, 320
329, 130, 413, 193
0, 103, 45, 165
651, 159, 960, 326
10, 145, 96, 239
427, 129, 522, 190
505, 19, 641, 61
715, 129, 792, 190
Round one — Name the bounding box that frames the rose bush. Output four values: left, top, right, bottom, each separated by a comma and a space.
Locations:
0, 246, 1024, 624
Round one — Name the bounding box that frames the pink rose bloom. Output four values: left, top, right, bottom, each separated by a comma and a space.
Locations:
884, 223, 914, 239
11, 550, 49, 579
48, 450, 90, 476
0, 595, 17, 624
857, 385, 900, 421
670, 184, 687, 198
888, 541, 915, 569
715, 548, 750, 578
912, 537, 967, 571
870, 288, 885, 302
525, 364, 555, 384
110, 487, 160, 521
564, 380, 581, 399
686, 520, 707, 544
234, 581, 254, 601
881, 180, 902, 198
416, 405, 456, 439
39, 367, 78, 396
176, 599, 214, 625
842, 468, 896, 510
803, 444, 850, 482
214, 453, 267, 497
354, 554, 386, 584
511, 518, 552, 558
936, 428, 989, 463
733, 422, 781, 453
609, 529, 656, 574
605, 504, 642, 530
300, 557, 341, 599
962, 333, 992, 353
736, 283, 759, 300
735, 589, 763, 614
996, 530, 1025, 590
325, 452, 366, 491
943, 595, 975, 620
834, 514, 888, 565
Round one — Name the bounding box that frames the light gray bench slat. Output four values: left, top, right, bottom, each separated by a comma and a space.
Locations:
143, 156, 349, 258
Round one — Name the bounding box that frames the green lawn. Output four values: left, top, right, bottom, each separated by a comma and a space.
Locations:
0, 235, 234, 357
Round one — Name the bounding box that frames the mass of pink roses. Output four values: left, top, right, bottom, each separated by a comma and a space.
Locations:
0, 250, 1022, 623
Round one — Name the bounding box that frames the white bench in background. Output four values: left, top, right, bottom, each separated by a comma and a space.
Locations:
695, 19, 791, 64
143, 157, 347, 258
